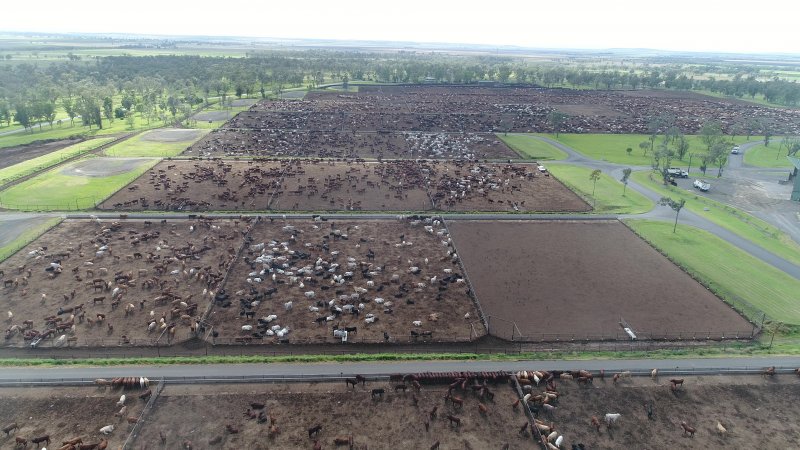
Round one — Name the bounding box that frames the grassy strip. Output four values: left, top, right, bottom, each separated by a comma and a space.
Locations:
0, 157, 159, 211
103, 129, 209, 157
496, 133, 568, 160
7, 342, 800, 367
0, 216, 63, 263
548, 164, 653, 214
626, 220, 800, 325
743, 143, 793, 168
0, 137, 115, 186
631, 170, 800, 266
538, 133, 757, 166
0, 116, 162, 149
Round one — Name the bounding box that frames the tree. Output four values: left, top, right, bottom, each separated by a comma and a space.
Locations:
675, 134, 690, 160
103, 97, 114, 122
61, 98, 76, 126
626, 147, 632, 157
620, 168, 632, 195
659, 196, 686, 233
13, 104, 32, 131
0, 102, 10, 127
709, 141, 729, 177
40, 101, 56, 128
589, 169, 602, 206
700, 120, 723, 152
764, 130, 772, 147
546, 111, 567, 137
783, 136, 800, 157
639, 141, 650, 157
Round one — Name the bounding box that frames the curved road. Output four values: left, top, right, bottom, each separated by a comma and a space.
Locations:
1, 356, 799, 381
530, 135, 800, 279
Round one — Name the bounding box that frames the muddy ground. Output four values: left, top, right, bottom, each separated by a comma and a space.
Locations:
549, 373, 800, 449
209, 219, 481, 344
447, 220, 753, 341
0, 139, 83, 170
99, 160, 588, 213
133, 380, 527, 450
0, 384, 146, 449
1, 218, 245, 347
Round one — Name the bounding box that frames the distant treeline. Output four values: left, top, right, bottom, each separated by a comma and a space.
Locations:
0, 51, 798, 131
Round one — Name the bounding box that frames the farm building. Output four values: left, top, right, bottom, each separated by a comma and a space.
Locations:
789, 156, 800, 201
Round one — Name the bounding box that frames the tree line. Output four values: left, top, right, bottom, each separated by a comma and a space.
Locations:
1, 51, 798, 133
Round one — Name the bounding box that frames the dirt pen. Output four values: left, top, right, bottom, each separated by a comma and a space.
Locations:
0, 218, 246, 348
447, 220, 755, 342
99, 160, 588, 213
131, 375, 526, 450
0, 383, 147, 449
207, 218, 482, 345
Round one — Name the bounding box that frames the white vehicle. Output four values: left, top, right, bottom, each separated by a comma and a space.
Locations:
667, 168, 689, 178
693, 179, 710, 191
731, 146, 740, 154
537, 165, 548, 173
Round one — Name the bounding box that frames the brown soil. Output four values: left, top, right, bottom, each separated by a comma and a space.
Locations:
99, 160, 588, 213
0, 139, 83, 170
0, 385, 144, 449
447, 220, 753, 341
133, 380, 528, 450
551, 373, 800, 449
0, 218, 245, 348
209, 219, 481, 344
188, 130, 519, 160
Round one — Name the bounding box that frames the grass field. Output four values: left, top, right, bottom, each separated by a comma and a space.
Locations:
538, 133, 758, 166
626, 220, 800, 325
0, 115, 162, 149
0, 137, 116, 185
743, 143, 794, 168
0, 157, 158, 210
632, 170, 800, 267
0, 216, 63, 263
548, 164, 653, 214
496, 133, 568, 160
103, 129, 208, 157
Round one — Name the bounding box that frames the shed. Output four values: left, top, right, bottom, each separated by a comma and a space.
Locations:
789, 156, 800, 201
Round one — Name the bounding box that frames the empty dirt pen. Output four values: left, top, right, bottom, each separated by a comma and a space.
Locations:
447, 220, 754, 341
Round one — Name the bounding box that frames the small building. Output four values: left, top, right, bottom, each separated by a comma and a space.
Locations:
789, 156, 800, 201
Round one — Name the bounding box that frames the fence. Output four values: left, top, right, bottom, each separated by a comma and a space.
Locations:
441, 217, 489, 335
122, 378, 165, 450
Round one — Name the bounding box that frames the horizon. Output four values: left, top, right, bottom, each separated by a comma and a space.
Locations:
1, 0, 798, 55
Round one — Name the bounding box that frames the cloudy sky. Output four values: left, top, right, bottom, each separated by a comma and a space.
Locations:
1, 0, 797, 54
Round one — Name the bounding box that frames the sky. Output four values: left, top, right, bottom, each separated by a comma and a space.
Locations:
1, 0, 798, 54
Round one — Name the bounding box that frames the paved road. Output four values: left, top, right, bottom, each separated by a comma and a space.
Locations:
1, 356, 799, 380
531, 135, 800, 279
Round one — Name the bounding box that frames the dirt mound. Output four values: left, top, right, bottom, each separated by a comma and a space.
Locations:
140, 129, 202, 142
60, 158, 152, 177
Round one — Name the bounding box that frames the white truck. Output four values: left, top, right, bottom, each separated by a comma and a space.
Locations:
693, 179, 711, 192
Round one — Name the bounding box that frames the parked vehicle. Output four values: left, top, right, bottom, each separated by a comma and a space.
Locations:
667, 168, 689, 178
731, 146, 740, 154
693, 179, 711, 191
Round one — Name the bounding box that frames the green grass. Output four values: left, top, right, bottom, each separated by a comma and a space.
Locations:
0, 156, 158, 211
0, 115, 161, 149
743, 143, 793, 168
0, 216, 62, 262
632, 170, 800, 267
548, 164, 653, 214
538, 133, 758, 166
496, 133, 568, 160
103, 129, 208, 157
0, 137, 115, 185
626, 220, 800, 325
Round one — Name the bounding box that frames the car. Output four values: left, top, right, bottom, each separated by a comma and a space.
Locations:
667, 168, 689, 178
731, 146, 740, 154
537, 165, 548, 173
693, 179, 710, 191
